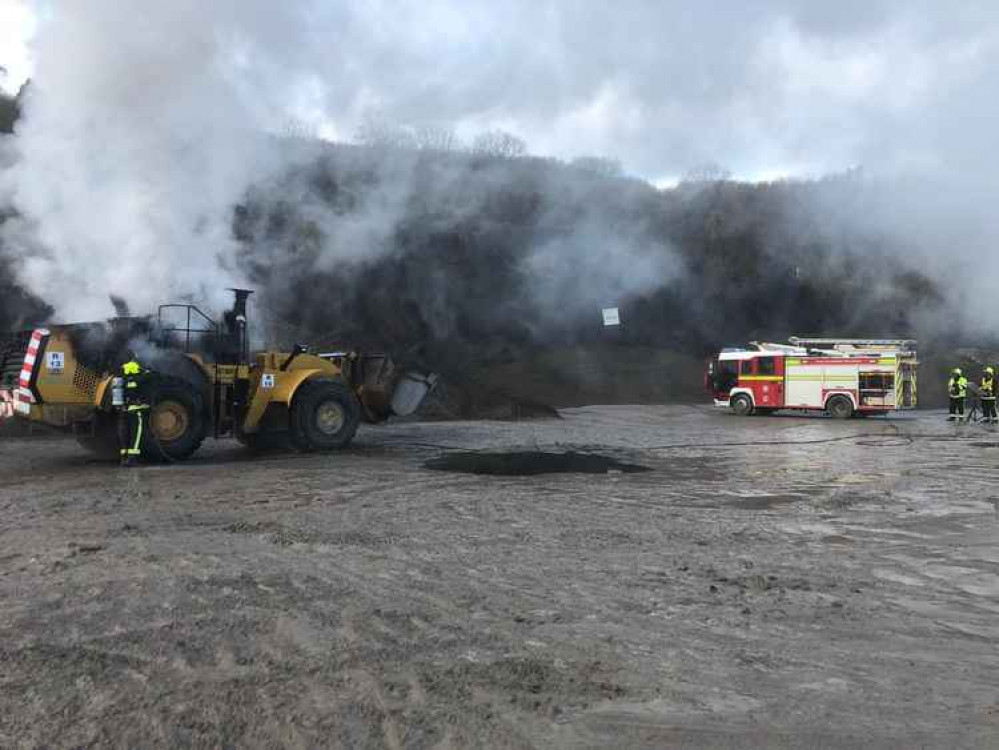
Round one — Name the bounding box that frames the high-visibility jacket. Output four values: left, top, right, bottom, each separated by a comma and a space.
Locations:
948, 376, 968, 398
121, 360, 151, 407
982, 376, 995, 399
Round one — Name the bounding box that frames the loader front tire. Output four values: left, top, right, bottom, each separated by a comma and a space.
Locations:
148, 377, 205, 461
291, 378, 361, 451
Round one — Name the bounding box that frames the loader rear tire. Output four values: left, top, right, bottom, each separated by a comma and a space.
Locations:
826, 395, 854, 420
147, 377, 205, 461
291, 378, 361, 451
731, 394, 754, 416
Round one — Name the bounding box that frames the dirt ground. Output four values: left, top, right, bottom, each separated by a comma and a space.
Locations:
2, 405, 999, 749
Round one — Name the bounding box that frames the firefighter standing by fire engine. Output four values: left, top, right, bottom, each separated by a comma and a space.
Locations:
948, 368, 968, 421
981, 367, 997, 423
117, 354, 152, 466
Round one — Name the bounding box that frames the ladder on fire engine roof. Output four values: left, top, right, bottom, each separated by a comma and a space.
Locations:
788, 337, 917, 355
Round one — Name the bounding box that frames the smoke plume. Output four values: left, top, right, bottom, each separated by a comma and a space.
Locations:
0, 0, 996, 347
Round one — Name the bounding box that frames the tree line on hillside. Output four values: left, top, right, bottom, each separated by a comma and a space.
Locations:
236, 142, 944, 360
0, 76, 25, 134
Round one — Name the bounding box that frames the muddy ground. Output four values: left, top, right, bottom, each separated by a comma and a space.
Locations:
1, 406, 999, 749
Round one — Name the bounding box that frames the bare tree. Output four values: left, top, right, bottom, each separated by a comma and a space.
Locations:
0, 94, 17, 135
570, 156, 623, 177
680, 162, 732, 185
472, 130, 527, 159
279, 117, 319, 141
355, 117, 417, 150
414, 126, 462, 152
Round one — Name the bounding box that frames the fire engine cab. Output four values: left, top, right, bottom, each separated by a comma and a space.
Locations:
706, 337, 918, 418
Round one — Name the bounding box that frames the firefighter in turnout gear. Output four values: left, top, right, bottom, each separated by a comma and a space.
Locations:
948, 368, 968, 421
981, 367, 997, 423
118, 356, 152, 466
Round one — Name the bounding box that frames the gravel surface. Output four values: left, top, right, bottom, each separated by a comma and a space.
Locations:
1, 405, 998, 749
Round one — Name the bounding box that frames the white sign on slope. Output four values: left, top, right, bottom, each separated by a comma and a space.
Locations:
601, 307, 621, 327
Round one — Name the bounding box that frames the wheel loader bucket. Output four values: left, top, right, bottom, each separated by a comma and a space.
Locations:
391, 372, 438, 417
320, 352, 437, 422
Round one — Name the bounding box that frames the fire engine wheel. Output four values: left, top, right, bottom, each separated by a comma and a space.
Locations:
147, 378, 205, 461
291, 378, 362, 451
826, 395, 855, 420
730, 394, 754, 416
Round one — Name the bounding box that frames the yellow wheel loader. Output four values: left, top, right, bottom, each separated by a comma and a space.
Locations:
0, 289, 436, 462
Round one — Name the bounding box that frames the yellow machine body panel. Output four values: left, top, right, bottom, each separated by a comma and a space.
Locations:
14, 328, 107, 428
33, 329, 102, 407
240, 353, 343, 432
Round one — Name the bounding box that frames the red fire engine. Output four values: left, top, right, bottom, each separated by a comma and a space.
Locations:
706, 337, 918, 418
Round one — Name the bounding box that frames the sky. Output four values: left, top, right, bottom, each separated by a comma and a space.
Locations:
0, 0, 34, 95
2, 0, 996, 183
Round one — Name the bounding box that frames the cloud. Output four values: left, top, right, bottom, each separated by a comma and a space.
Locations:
0, 0, 35, 94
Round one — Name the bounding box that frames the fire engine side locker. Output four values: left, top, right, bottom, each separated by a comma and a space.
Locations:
784, 357, 827, 409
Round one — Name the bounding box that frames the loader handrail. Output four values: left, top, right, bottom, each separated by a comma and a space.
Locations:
157, 304, 218, 354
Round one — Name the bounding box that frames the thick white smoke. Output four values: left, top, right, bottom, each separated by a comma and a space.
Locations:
0, 0, 308, 320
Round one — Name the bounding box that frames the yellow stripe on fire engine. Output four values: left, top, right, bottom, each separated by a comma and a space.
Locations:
786, 357, 895, 365
740, 376, 783, 382
786, 375, 856, 381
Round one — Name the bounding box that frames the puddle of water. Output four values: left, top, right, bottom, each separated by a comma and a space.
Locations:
424, 451, 651, 476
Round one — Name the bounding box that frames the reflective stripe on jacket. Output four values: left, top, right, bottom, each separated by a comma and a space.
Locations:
982, 376, 995, 399
121, 360, 151, 405
948, 377, 968, 398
